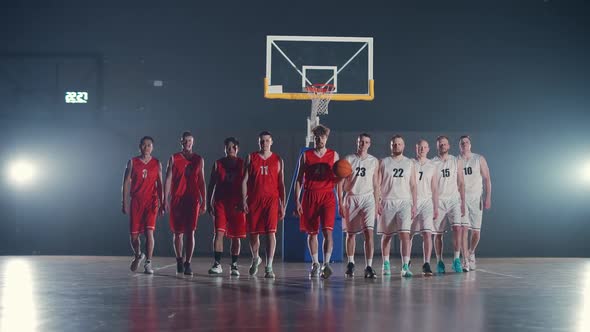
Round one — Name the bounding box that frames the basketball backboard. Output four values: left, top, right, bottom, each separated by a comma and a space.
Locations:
265, 36, 374, 101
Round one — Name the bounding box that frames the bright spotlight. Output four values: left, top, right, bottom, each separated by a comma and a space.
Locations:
583, 161, 590, 184
6, 160, 36, 186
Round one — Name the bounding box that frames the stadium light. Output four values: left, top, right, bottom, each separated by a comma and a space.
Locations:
6, 159, 36, 187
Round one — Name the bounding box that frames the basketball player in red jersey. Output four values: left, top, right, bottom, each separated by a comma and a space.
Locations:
295, 125, 340, 279
164, 131, 207, 276
121, 136, 164, 274
206, 137, 246, 276
241, 131, 286, 278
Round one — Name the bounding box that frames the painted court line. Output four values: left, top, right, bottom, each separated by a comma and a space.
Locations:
477, 269, 523, 279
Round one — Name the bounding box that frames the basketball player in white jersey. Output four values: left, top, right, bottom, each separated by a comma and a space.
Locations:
337, 133, 379, 278
459, 135, 491, 270
432, 135, 466, 274
410, 139, 439, 276
377, 135, 417, 277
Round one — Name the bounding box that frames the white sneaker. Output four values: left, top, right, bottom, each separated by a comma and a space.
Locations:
462, 260, 470, 272
144, 261, 154, 274
130, 253, 145, 272
309, 263, 320, 278
208, 262, 223, 275
469, 253, 477, 270
249, 257, 262, 276
230, 264, 240, 276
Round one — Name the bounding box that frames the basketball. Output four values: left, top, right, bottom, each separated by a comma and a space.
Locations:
333, 159, 353, 178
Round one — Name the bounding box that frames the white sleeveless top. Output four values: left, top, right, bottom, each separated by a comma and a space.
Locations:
432, 155, 460, 200
460, 153, 483, 198
414, 159, 437, 201
379, 155, 413, 200
343, 153, 378, 196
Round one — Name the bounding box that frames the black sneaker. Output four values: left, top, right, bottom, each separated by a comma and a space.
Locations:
345, 262, 355, 277
176, 258, 184, 274
364, 266, 377, 279
422, 262, 433, 276
183, 262, 193, 275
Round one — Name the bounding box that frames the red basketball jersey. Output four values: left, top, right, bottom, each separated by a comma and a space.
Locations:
213, 157, 244, 201
171, 152, 203, 198
303, 149, 336, 192
130, 157, 160, 199
247, 152, 281, 199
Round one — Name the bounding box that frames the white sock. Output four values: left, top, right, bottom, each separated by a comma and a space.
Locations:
383, 255, 390, 263
348, 256, 354, 263
267, 256, 274, 267
252, 256, 259, 263
402, 256, 410, 265
312, 253, 319, 264
454, 251, 460, 259
324, 251, 332, 265
436, 254, 442, 262
424, 255, 430, 264
366, 258, 373, 267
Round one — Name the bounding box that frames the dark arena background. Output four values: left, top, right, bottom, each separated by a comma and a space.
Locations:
0, 1, 589, 331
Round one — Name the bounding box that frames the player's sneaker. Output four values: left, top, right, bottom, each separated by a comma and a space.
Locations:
176, 258, 184, 274
469, 253, 477, 270
130, 253, 144, 272
382, 261, 391, 276
264, 266, 275, 279
208, 262, 223, 275
309, 263, 320, 278
452, 258, 463, 273
364, 266, 377, 279
462, 259, 470, 272
230, 263, 240, 276
345, 262, 355, 277
437, 260, 446, 274
320, 264, 333, 279
183, 262, 193, 276
401, 263, 413, 278
422, 262, 433, 276
144, 260, 154, 274
249, 256, 262, 276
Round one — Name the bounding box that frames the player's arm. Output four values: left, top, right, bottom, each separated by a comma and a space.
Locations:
376, 159, 384, 216
278, 158, 286, 220
457, 158, 466, 217
480, 156, 492, 209
337, 175, 345, 217
410, 162, 418, 219
372, 159, 380, 211
121, 159, 132, 215
431, 169, 439, 220
198, 157, 207, 215
164, 156, 174, 212
241, 155, 250, 213
157, 161, 164, 215
294, 153, 306, 217
206, 161, 218, 216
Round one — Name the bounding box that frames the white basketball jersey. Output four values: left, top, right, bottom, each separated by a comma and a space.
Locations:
380, 156, 413, 200
460, 153, 483, 197
414, 159, 437, 201
432, 155, 460, 200
343, 153, 378, 196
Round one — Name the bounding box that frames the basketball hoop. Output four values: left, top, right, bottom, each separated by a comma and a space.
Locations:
305, 84, 335, 116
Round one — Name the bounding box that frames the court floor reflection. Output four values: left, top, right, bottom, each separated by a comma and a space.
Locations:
0, 257, 588, 331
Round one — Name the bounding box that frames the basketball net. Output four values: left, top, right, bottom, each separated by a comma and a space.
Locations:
305, 84, 335, 147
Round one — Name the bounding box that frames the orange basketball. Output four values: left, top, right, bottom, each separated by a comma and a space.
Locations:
333, 159, 353, 178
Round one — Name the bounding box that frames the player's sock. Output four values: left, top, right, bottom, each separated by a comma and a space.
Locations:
454, 251, 460, 259
436, 254, 442, 262
324, 251, 332, 265
312, 253, 319, 264
214, 251, 222, 264
383, 255, 390, 263
348, 256, 354, 263
367, 258, 373, 267
252, 255, 260, 263
267, 256, 274, 268
231, 255, 238, 266
402, 256, 410, 265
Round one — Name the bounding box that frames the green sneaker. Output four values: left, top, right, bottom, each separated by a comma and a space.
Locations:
452, 258, 463, 273
437, 260, 446, 274
401, 263, 413, 278
382, 261, 391, 276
